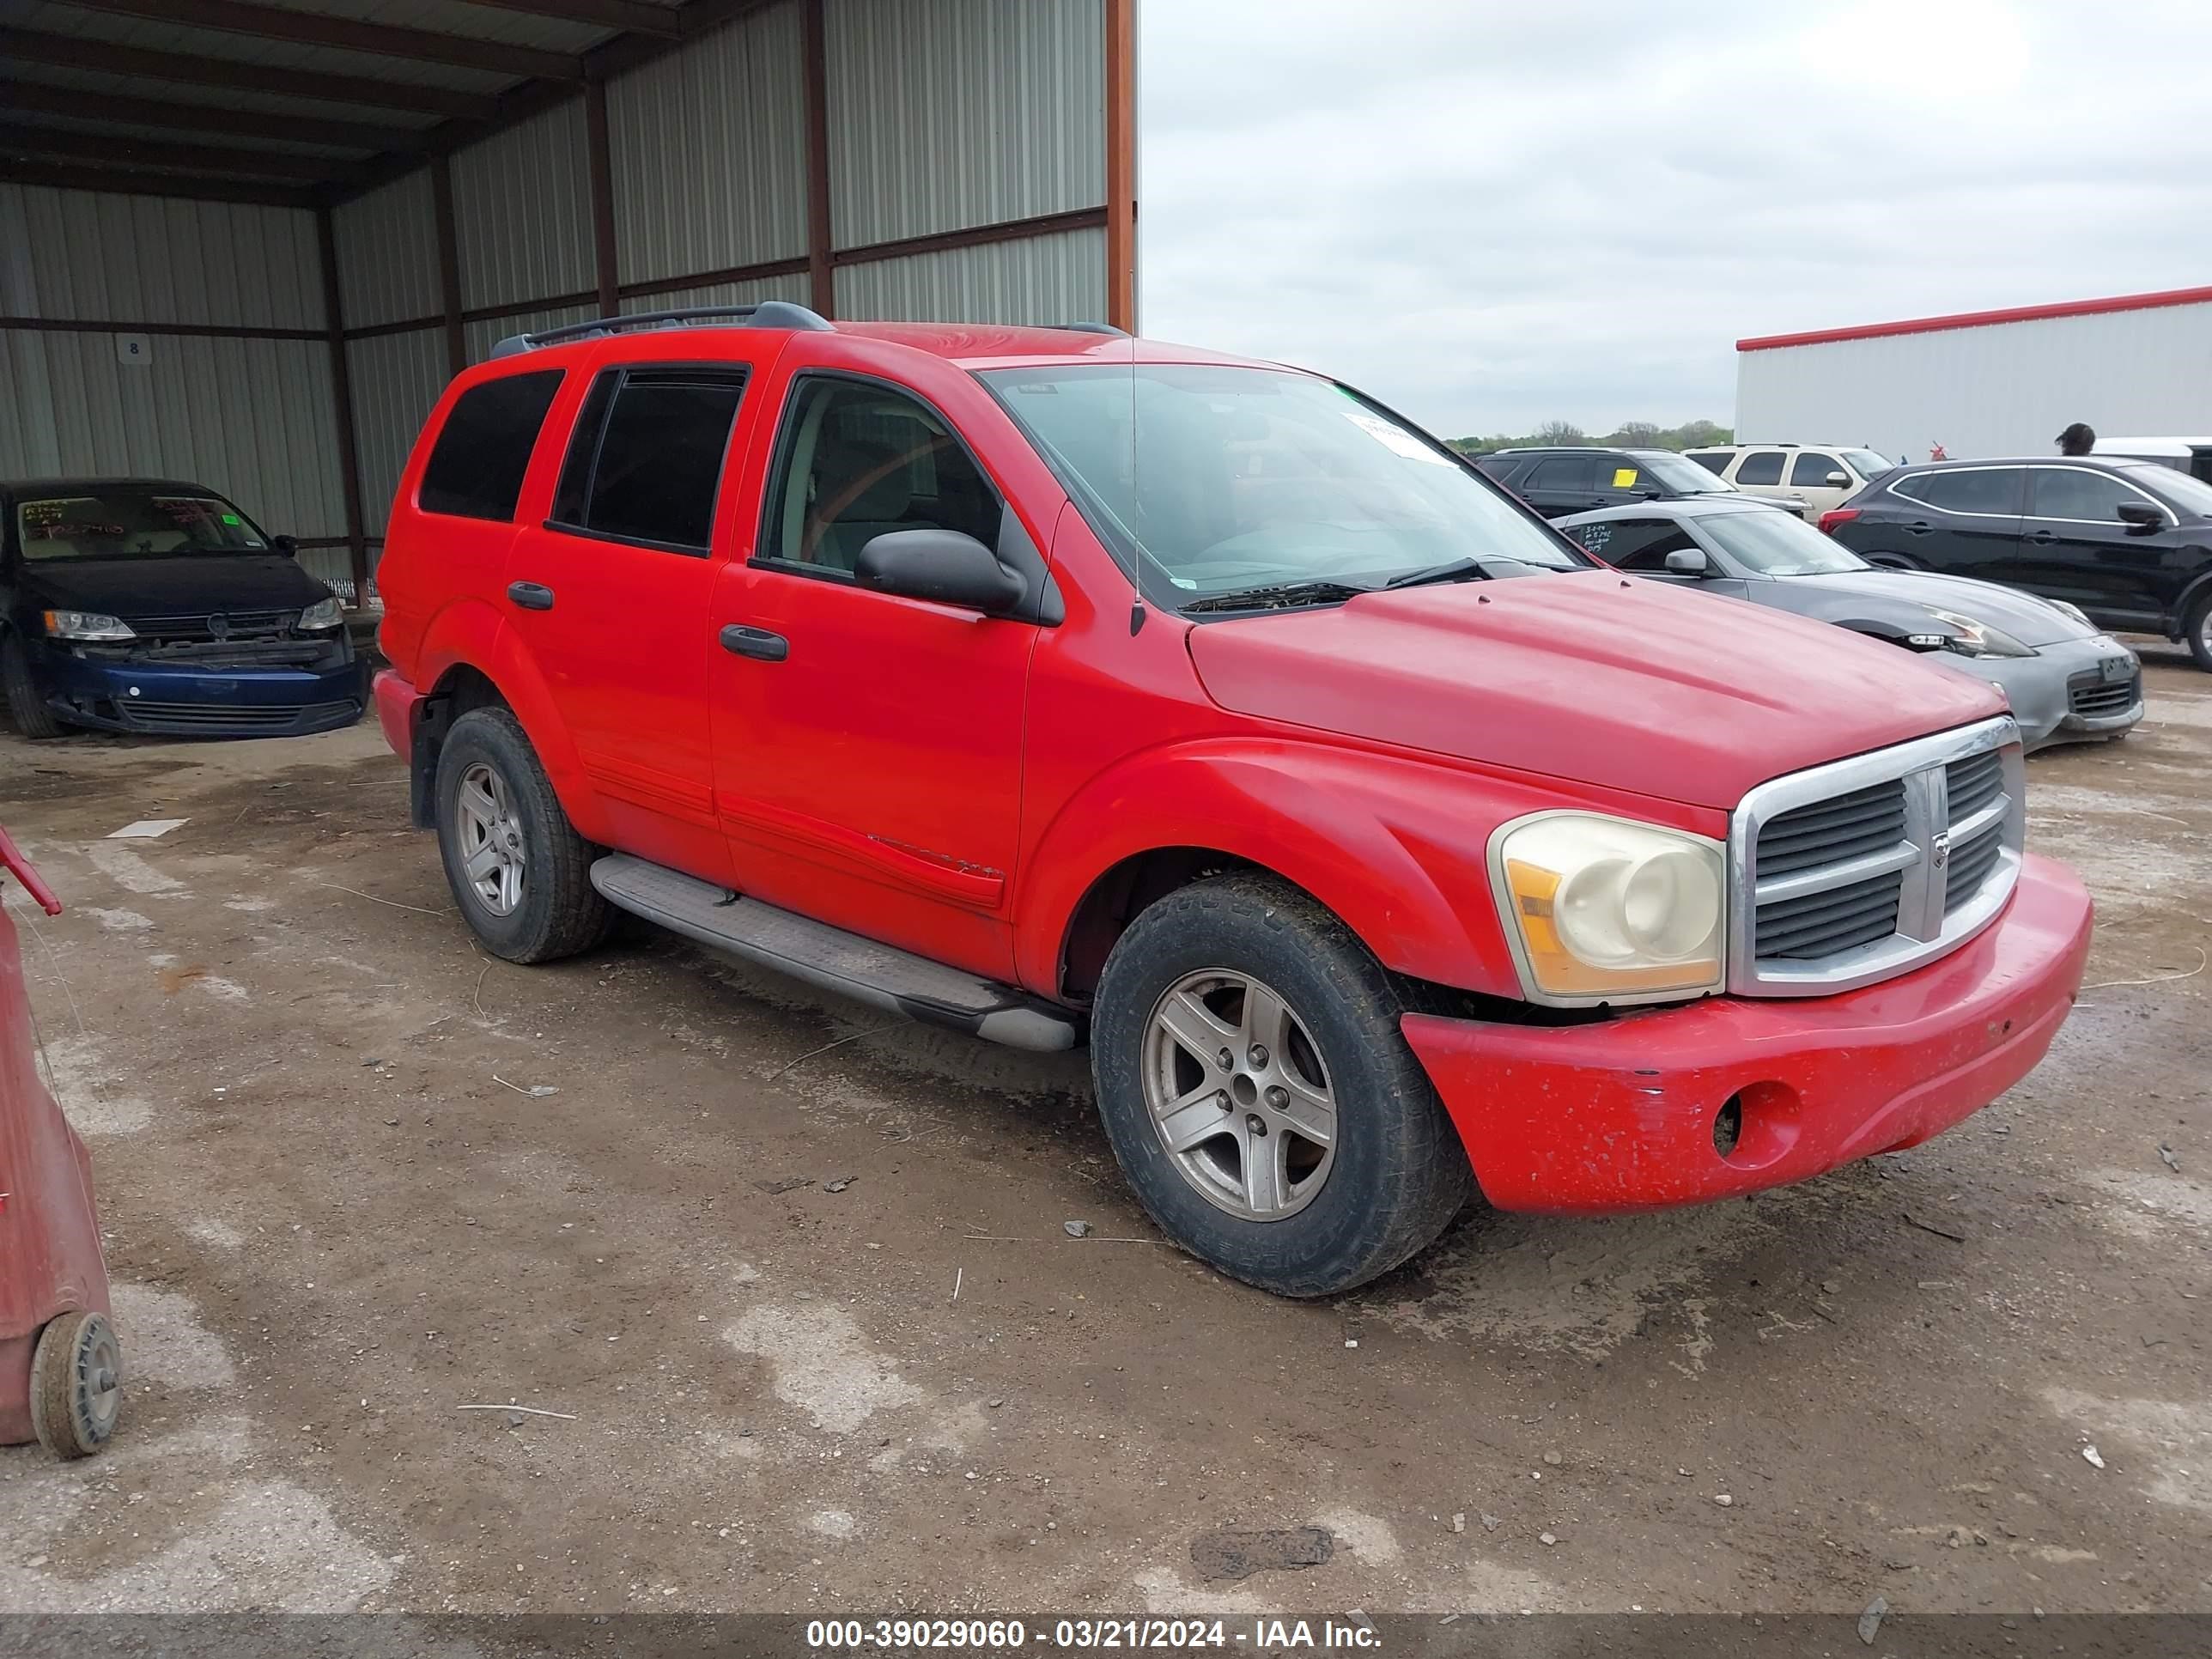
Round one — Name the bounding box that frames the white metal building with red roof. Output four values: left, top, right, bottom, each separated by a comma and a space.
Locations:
1734, 284, 2212, 465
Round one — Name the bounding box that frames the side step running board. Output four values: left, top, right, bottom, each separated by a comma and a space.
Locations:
590, 854, 1081, 1054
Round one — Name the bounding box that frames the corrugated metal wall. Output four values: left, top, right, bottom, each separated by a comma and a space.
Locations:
609, 1, 809, 286
463, 302, 597, 367
826, 0, 1104, 251
0, 183, 325, 331
0, 327, 346, 539
0, 183, 346, 543
346, 328, 451, 538
1736, 302, 2212, 462
620, 275, 815, 316
452, 100, 596, 313
334, 173, 442, 332
839, 228, 1105, 325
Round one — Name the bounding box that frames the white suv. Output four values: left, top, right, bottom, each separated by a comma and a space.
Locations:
1684, 444, 1893, 520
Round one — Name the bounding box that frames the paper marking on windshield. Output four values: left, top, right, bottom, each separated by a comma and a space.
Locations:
1343, 412, 1452, 465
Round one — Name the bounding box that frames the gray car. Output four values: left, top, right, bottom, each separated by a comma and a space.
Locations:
1556, 496, 2142, 751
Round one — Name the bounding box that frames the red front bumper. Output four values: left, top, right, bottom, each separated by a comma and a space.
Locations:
373, 666, 421, 761
1404, 854, 2093, 1214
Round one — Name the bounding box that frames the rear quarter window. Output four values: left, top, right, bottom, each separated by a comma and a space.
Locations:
418, 370, 564, 521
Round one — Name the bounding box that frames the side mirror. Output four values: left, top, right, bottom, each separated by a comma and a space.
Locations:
855, 528, 1024, 613
270, 533, 299, 557
1663, 547, 1712, 577
2116, 501, 2163, 533
1825, 471, 1850, 488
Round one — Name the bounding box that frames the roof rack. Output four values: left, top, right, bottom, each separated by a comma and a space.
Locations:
491, 301, 833, 358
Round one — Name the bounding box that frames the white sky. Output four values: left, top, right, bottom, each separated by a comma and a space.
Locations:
1138, 0, 2212, 438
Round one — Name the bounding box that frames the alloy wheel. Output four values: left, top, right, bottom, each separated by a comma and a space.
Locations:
1140, 969, 1338, 1220
454, 762, 526, 916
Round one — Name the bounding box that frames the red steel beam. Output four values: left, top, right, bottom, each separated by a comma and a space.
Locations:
0, 27, 501, 118
584, 76, 621, 318
0, 123, 361, 185
0, 159, 315, 209
431, 157, 469, 375
0, 79, 430, 154
1104, 0, 1137, 333
801, 0, 833, 317
65, 0, 582, 82
316, 206, 374, 611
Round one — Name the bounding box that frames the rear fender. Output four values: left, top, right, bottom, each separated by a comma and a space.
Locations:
1015, 738, 1724, 1000
412, 599, 613, 845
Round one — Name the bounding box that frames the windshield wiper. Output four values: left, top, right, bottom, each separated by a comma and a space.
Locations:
1382, 556, 1490, 590
1180, 580, 1370, 614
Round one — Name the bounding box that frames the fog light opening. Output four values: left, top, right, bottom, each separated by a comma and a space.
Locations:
1712, 1094, 1743, 1159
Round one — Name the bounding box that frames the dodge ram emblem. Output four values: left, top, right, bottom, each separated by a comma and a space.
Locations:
1930, 830, 1951, 872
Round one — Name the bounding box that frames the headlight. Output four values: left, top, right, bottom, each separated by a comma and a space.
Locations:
299, 596, 344, 630
1923, 607, 2033, 659
41, 609, 136, 642
1489, 812, 1726, 1005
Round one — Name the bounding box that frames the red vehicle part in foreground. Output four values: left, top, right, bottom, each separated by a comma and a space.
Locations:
0, 825, 118, 1452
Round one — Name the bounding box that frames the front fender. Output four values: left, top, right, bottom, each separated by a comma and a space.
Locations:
1013, 738, 1724, 1000
414, 598, 613, 846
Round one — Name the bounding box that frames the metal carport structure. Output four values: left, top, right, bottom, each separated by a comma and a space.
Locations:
0, 0, 1138, 607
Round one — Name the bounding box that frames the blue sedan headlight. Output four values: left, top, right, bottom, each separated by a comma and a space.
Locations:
299, 597, 343, 631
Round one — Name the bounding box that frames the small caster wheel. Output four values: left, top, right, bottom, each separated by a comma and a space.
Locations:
30, 1310, 122, 1458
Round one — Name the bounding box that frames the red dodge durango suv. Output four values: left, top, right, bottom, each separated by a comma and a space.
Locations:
373, 303, 2094, 1297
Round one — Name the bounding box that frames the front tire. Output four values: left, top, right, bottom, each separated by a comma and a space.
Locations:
1090, 874, 1474, 1297
2, 633, 64, 739
434, 708, 610, 963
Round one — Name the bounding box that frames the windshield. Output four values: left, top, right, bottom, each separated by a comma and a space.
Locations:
17, 489, 268, 562
2136, 464, 2212, 518
1698, 507, 1867, 576
1843, 448, 1891, 477
1635, 452, 1737, 494
979, 364, 1587, 602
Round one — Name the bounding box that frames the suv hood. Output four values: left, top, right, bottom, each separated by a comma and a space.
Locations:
1186, 571, 2003, 810
21, 555, 326, 619
1785, 568, 2091, 647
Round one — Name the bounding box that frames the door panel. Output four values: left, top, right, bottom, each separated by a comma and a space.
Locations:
707, 371, 1037, 981
501, 362, 757, 884
2021, 465, 2172, 623
1885, 467, 2023, 582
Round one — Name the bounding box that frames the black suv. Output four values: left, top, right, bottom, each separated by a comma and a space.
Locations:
1824, 457, 2212, 671
1474, 446, 1785, 520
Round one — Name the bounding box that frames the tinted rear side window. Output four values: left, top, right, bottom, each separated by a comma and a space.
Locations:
419, 370, 563, 521
1735, 450, 1785, 486
550, 366, 748, 553
1525, 455, 1596, 490
1894, 468, 2023, 514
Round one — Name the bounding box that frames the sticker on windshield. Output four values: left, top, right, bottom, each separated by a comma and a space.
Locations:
220, 513, 242, 524
1343, 411, 1452, 466
1613, 468, 1638, 488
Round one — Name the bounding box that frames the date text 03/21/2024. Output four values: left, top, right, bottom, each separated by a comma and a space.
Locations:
804, 1619, 1383, 1650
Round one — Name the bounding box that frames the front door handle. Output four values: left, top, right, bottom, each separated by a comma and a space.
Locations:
507, 580, 555, 611
2025, 530, 2059, 544
720, 623, 789, 662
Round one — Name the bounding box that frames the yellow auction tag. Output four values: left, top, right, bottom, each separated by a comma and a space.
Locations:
1613, 468, 1638, 488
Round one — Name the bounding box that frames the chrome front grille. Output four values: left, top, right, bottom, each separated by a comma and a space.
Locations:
1729, 718, 2025, 995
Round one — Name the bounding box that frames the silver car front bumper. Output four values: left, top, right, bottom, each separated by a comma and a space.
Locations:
1972, 635, 2142, 751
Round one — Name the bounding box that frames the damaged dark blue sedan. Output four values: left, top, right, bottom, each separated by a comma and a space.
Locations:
1, 478, 366, 740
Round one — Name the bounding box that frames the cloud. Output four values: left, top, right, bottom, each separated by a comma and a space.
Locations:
1138, 0, 2212, 436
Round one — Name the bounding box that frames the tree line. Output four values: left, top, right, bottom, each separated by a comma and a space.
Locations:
1446, 419, 1732, 456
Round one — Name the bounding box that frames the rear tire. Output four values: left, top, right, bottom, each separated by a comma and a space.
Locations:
2, 633, 64, 740
1090, 873, 1474, 1297
2187, 593, 2212, 673
434, 708, 610, 963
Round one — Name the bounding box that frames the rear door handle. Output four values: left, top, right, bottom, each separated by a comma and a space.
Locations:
720, 623, 788, 662
2026, 530, 2059, 544
1905, 521, 1935, 535
507, 580, 555, 611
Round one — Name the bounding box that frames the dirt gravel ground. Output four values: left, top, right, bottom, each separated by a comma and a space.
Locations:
1, 650, 2206, 1626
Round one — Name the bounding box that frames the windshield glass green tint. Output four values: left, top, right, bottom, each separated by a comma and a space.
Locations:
18, 490, 265, 562
981, 364, 1583, 595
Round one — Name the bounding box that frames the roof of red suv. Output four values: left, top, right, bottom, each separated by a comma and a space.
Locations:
486, 302, 1268, 374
